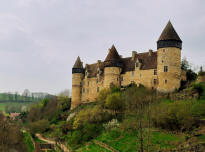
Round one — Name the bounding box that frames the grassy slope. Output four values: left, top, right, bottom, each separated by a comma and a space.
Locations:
76, 142, 110, 152
76, 129, 184, 152
23, 132, 35, 152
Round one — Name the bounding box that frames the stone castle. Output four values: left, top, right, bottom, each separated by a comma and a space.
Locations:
71, 21, 186, 109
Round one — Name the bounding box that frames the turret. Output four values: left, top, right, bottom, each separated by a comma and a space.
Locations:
157, 21, 182, 92
103, 45, 122, 88
71, 56, 84, 109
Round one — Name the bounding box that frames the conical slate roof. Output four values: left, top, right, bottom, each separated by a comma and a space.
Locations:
105, 45, 121, 62
73, 56, 83, 68
158, 21, 182, 42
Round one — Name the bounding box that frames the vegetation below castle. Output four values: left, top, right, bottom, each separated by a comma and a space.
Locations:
17, 81, 205, 152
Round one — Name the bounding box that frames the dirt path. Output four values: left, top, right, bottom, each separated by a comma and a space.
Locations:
35, 133, 71, 152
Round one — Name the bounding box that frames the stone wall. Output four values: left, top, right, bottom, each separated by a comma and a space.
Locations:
121, 68, 158, 89
104, 67, 121, 88
71, 73, 84, 109
81, 76, 104, 103
157, 47, 181, 92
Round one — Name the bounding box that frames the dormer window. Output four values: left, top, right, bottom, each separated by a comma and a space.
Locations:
136, 62, 139, 67
85, 70, 88, 76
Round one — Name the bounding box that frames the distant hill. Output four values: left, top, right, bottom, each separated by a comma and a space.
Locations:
0, 92, 55, 103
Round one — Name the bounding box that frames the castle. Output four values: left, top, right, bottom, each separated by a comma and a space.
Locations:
71, 21, 186, 109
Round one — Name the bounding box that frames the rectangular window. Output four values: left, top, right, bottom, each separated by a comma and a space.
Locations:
83, 88, 85, 93
120, 76, 123, 81
154, 79, 157, 85
132, 71, 134, 77
87, 88, 89, 93
154, 69, 157, 75
97, 87, 100, 93
165, 80, 167, 84
164, 66, 168, 72
96, 79, 98, 83
88, 81, 89, 86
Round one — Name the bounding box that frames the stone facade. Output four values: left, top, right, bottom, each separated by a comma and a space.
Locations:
71, 21, 185, 109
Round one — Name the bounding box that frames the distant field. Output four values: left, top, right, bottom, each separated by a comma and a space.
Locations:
0, 102, 35, 113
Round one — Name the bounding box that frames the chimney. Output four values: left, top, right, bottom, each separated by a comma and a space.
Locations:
132, 51, 137, 60
148, 49, 153, 56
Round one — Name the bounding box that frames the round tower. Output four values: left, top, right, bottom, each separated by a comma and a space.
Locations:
71, 56, 84, 109
157, 21, 182, 92
104, 45, 122, 88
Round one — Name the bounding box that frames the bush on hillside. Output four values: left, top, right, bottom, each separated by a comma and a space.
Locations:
82, 123, 102, 141
28, 119, 50, 135
191, 100, 205, 118
122, 85, 156, 113
0, 115, 27, 151
61, 120, 73, 134
193, 82, 205, 99
73, 106, 112, 129
97, 88, 111, 108
151, 101, 197, 131
120, 117, 138, 132
70, 130, 82, 144
105, 92, 124, 113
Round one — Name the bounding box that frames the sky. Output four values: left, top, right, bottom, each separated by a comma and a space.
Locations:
0, 0, 204, 94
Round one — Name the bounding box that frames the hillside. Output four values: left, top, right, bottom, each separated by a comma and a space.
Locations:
20, 82, 205, 152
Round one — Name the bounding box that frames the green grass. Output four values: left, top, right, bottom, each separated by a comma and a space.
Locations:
23, 132, 34, 152
33, 135, 47, 143
76, 142, 110, 152
197, 134, 205, 141
94, 129, 184, 152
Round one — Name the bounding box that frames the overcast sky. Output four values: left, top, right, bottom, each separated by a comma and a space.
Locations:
0, 0, 204, 94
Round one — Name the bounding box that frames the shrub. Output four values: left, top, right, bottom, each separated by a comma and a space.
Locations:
70, 130, 82, 144
191, 100, 205, 118
120, 117, 138, 132
193, 82, 205, 99
105, 92, 124, 112
28, 119, 50, 135
73, 106, 112, 129
82, 123, 102, 141
97, 88, 111, 108
61, 120, 73, 134
122, 85, 156, 112
151, 101, 197, 131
